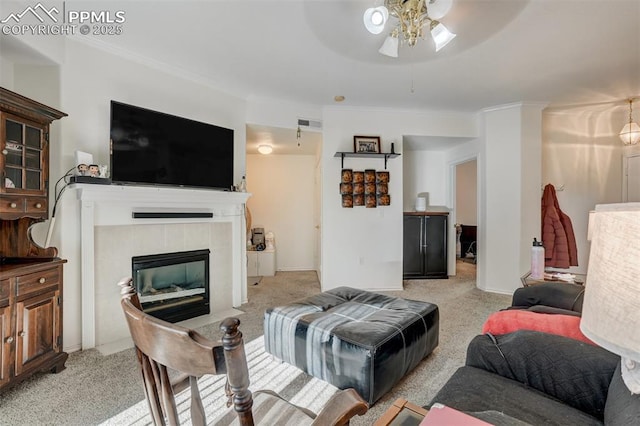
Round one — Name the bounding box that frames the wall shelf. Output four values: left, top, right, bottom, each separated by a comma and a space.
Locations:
334, 152, 401, 169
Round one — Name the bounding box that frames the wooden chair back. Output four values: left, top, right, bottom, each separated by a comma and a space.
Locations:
118, 278, 368, 426
118, 278, 254, 426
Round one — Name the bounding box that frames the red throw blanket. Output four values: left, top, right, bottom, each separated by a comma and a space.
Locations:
482, 310, 595, 345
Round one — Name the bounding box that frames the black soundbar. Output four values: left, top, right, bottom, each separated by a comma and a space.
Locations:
70, 175, 112, 185
132, 212, 214, 219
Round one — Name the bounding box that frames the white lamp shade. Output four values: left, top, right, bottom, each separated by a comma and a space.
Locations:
378, 35, 399, 57
580, 203, 640, 362
427, 0, 453, 20
431, 22, 456, 52
619, 121, 640, 145
363, 6, 388, 35
257, 144, 273, 155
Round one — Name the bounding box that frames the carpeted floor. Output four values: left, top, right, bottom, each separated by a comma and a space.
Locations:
0, 261, 511, 425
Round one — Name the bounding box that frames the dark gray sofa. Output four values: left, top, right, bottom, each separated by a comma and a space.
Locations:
429, 330, 640, 425
510, 281, 584, 316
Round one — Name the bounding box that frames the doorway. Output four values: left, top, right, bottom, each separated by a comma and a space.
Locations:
244, 124, 323, 292
452, 158, 478, 277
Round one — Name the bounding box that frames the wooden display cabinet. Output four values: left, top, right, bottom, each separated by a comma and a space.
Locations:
0, 87, 68, 392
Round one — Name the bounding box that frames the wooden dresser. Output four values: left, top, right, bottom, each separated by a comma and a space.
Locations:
0, 87, 68, 392
1, 259, 67, 389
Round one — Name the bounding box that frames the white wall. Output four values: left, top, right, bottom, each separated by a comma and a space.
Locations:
542, 108, 625, 273
402, 150, 447, 211
246, 97, 322, 131
0, 58, 14, 87
246, 154, 316, 271
480, 103, 544, 294
321, 106, 477, 291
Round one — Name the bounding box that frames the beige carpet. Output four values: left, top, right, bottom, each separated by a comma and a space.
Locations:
0, 261, 511, 425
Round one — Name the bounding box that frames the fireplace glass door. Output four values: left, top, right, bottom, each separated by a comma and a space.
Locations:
132, 249, 210, 323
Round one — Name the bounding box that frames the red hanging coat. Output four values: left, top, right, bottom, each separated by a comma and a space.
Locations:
541, 184, 578, 268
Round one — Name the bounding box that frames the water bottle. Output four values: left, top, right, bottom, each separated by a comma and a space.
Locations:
530, 238, 545, 280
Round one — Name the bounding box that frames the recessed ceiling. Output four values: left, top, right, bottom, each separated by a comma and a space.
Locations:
302, 0, 529, 64
73, 0, 639, 112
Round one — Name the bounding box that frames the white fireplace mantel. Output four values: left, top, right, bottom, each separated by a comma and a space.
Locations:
74, 183, 250, 350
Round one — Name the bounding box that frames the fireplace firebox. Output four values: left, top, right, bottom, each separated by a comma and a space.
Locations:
132, 249, 210, 323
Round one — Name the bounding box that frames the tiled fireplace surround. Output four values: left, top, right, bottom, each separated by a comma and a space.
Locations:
76, 184, 250, 354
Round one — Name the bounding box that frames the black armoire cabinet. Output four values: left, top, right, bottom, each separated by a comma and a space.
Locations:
403, 212, 448, 279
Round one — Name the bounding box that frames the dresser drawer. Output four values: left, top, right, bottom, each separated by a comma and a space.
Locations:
16, 267, 60, 297
24, 197, 47, 214
0, 196, 25, 213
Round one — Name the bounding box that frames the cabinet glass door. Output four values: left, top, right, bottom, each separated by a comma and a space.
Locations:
3, 118, 43, 191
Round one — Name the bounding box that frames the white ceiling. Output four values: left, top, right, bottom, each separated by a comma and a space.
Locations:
6, 0, 640, 152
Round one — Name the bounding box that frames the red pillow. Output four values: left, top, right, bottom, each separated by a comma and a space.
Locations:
482, 310, 595, 345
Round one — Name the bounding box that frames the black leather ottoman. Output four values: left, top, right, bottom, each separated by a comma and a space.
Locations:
264, 286, 439, 405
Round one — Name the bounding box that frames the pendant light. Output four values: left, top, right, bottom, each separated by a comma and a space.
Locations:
620, 98, 640, 145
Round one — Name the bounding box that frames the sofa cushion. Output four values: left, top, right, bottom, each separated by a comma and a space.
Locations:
466, 331, 619, 420
511, 282, 584, 312
430, 366, 603, 426
522, 305, 581, 317
481, 310, 594, 344
604, 362, 640, 425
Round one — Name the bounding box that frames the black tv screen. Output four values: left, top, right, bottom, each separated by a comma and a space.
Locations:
110, 101, 234, 190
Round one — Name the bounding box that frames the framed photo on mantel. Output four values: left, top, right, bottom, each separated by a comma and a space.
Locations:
354, 135, 381, 153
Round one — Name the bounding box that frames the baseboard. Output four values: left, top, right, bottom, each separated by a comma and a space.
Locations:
63, 343, 83, 353
276, 267, 316, 272
97, 337, 135, 356
480, 286, 514, 296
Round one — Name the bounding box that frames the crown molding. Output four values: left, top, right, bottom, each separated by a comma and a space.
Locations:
482, 101, 549, 113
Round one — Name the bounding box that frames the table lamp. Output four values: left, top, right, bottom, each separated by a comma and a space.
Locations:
580, 202, 640, 394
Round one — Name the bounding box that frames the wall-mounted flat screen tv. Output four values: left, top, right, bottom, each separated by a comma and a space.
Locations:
110, 101, 234, 190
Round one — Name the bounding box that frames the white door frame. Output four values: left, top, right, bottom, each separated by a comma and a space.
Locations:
622, 146, 640, 202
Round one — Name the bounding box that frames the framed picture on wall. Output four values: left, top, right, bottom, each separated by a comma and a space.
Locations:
354, 136, 381, 153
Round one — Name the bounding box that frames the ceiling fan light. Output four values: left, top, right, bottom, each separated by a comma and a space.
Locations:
378, 35, 399, 57
619, 122, 640, 145
257, 144, 273, 155
427, 0, 453, 20
431, 22, 456, 52
363, 6, 388, 35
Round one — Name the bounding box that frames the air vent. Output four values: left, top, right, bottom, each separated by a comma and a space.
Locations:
298, 118, 322, 130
